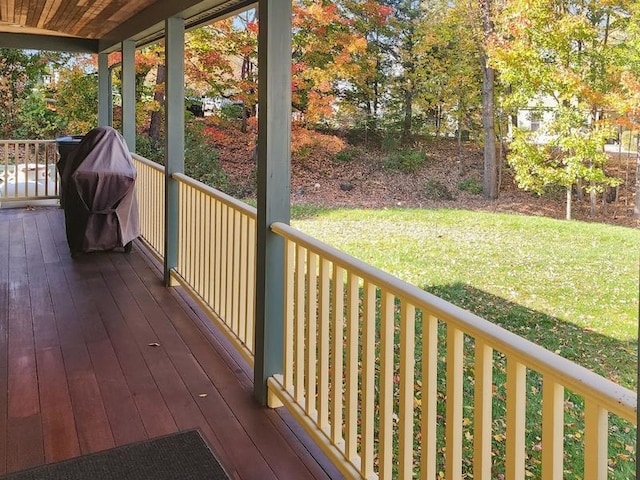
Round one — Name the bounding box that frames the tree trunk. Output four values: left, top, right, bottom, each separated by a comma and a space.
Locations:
635, 150, 640, 217
480, 0, 498, 199
148, 63, 165, 145
566, 186, 572, 220
402, 86, 412, 143
481, 60, 498, 199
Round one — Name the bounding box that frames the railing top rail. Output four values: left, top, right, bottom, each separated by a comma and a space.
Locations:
173, 172, 257, 219
271, 221, 637, 422
131, 153, 166, 172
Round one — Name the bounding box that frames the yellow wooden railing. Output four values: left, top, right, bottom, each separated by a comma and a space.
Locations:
129, 155, 636, 480
172, 172, 256, 363
267, 222, 637, 480
131, 157, 256, 362
0, 140, 59, 203
132, 154, 165, 259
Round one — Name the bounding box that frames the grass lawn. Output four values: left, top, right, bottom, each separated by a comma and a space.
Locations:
292, 206, 640, 389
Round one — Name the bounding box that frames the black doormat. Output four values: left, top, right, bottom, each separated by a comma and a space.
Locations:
2, 430, 229, 480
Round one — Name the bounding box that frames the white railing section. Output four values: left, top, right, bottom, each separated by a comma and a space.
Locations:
268, 221, 637, 480
173, 172, 256, 363
132, 154, 165, 259
0, 140, 59, 203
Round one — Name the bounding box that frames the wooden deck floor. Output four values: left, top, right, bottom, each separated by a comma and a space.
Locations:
0, 206, 341, 479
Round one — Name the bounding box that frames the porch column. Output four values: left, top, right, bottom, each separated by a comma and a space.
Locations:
254, 0, 292, 405
163, 16, 185, 286
121, 40, 136, 152
97, 52, 110, 126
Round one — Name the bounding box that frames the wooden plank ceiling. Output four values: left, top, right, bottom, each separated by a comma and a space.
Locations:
0, 0, 157, 39
0, 0, 252, 51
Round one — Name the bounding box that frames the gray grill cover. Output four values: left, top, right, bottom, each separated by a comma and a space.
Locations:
59, 126, 139, 253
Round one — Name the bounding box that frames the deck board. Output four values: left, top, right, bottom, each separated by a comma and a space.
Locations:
0, 207, 340, 479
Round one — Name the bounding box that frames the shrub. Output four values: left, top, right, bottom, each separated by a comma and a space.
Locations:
384, 149, 427, 173
219, 103, 244, 121
424, 179, 454, 200
184, 122, 228, 190
136, 122, 229, 192
334, 147, 359, 163
136, 135, 164, 164
458, 177, 483, 195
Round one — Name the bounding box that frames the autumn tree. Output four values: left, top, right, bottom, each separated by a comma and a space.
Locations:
54, 60, 98, 134
490, 0, 630, 218
185, 13, 258, 132
335, 0, 394, 132
292, 1, 370, 125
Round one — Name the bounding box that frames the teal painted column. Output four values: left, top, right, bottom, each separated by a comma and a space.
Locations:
97, 52, 110, 127
254, 0, 292, 405
121, 40, 136, 152
163, 16, 185, 286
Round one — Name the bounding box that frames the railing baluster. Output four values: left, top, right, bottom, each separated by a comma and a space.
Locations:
506, 359, 527, 480
318, 257, 330, 431
542, 377, 564, 479
345, 271, 359, 462
473, 339, 493, 480
361, 280, 376, 479
330, 265, 344, 446
421, 314, 438, 480
284, 238, 295, 390
246, 217, 256, 353
214, 199, 222, 313
238, 214, 248, 342
204, 194, 212, 306
220, 204, 228, 320
295, 244, 306, 404
232, 209, 241, 335
446, 325, 464, 478
584, 400, 608, 480
305, 250, 318, 417
399, 301, 416, 479
379, 291, 394, 479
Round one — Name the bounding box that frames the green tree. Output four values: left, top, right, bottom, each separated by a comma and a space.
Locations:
414, 0, 483, 139
380, 0, 425, 142
0, 48, 58, 138
54, 62, 98, 134
490, 0, 631, 218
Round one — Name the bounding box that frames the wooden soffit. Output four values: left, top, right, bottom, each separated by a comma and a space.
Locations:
0, 0, 254, 53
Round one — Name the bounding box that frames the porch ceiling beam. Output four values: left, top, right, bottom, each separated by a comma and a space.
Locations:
0, 32, 98, 52
98, 0, 255, 53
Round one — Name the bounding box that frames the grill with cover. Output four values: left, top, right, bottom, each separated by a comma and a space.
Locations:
57, 126, 140, 256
